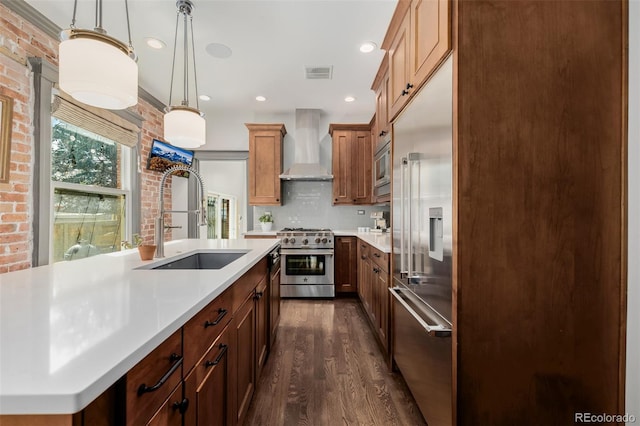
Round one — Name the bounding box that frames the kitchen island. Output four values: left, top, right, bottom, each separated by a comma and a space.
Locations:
0, 238, 279, 420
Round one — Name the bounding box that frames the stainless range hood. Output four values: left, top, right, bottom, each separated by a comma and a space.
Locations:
279, 109, 333, 181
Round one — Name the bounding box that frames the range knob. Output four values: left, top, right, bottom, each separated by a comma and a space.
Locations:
321, 237, 328, 244
282, 237, 289, 244
302, 238, 309, 245
315, 237, 321, 243
289, 237, 296, 244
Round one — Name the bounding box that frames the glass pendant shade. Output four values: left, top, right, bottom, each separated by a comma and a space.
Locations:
59, 32, 138, 110
164, 107, 206, 148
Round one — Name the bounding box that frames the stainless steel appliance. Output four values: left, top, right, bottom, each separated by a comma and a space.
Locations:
391, 55, 453, 426
370, 211, 390, 232
277, 228, 334, 298
373, 135, 391, 198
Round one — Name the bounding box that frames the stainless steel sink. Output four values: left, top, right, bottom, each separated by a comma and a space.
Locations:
145, 251, 249, 270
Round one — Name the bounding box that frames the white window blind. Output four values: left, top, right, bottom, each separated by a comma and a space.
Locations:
51, 89, 140, 148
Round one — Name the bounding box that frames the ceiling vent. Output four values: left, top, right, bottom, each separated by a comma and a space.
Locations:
305, 66, 333, 80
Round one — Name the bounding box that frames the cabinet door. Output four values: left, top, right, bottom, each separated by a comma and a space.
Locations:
331, 130, 353, 205
335, 237, 357, 293
232, 294, 256, 426
255, 275, 269, 381
247, 124, 285, 206
375, 70, 390, 139
269, 266, 281, 349
352, 130, 372, 204
357, 242, 368, 302
388, 9, 411, 121
146, 384, 184, 426
410, 0, 451, 89
376, 269, 389, 354
362, 257, 373, 321
183, 327, 230, 426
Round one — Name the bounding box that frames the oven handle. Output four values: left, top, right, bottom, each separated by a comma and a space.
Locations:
280, 249, 335, 256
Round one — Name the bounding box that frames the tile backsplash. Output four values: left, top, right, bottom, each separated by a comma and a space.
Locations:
253, 181, 389, 230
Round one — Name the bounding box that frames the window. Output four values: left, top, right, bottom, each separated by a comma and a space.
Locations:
50, 118, 132, 262
207, 192, 238, 239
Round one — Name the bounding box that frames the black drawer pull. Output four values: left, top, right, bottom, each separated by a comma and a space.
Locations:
172, 398, 189, 414
205, 344, 228, 368
373, 267, 380, 273
254, 291, 264, 300
373, 253, 381, 258
137, 353, 183, 396
204, 308, 228, 328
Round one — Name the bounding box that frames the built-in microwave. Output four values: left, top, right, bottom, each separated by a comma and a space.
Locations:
374, 137, 391, 197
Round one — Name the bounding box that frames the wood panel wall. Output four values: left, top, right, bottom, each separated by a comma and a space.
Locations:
453, 1, 627, 424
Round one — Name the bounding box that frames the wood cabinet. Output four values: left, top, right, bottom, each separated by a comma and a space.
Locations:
357, 240, 390, 357
269, 257, 281, 349
329, 124, 372, 205
183, 326, 230, 426
231, 293, 256, 426
372, 54, 390, 142
123, 329, 183, 426
335, 236, 357, 294
255, 274, 269, 381
246, 123, 287, 206
387, 0, 451, 121
146, 383, 185, 426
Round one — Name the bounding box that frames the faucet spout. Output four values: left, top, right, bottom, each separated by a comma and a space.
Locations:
155, 165, 207, 258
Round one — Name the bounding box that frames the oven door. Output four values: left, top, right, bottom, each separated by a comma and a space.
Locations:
280, 249, 334, 285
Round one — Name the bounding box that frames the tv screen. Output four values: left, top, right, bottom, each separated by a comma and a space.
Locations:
147, 139, 194, 178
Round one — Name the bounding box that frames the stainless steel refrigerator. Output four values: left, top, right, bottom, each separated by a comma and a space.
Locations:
390, 55, 453, 426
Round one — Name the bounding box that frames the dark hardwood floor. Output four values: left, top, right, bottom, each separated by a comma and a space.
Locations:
245, 297, 427, 426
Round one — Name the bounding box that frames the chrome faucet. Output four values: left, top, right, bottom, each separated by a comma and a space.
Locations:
155, 165, 207, 258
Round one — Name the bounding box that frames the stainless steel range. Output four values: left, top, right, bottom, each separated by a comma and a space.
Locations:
277, 228, 334, 298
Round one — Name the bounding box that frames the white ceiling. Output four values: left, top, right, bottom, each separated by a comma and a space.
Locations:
24, 0, 396, 121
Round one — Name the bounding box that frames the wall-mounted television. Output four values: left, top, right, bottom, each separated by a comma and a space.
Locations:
147, 139, 194, 178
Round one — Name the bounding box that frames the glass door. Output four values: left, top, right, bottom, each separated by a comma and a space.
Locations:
207, 192, 238, 239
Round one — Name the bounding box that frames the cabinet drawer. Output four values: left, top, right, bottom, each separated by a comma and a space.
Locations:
369, 246, 389, 273
125, 328, 183, 426
183, 288, 232, 374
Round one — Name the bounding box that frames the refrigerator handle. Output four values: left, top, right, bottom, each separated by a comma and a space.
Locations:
400, 157, 408, 277
389, 287, 452, 337
407, 152, 419, 279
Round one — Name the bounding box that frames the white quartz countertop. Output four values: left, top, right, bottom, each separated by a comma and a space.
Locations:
0, 238, 279, 415
333, 230, 391, 253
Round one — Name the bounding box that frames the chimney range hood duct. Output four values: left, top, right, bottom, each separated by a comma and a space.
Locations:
279, 109, 333, 181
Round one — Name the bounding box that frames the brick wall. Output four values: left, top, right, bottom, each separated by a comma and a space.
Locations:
0, 3, 170, 273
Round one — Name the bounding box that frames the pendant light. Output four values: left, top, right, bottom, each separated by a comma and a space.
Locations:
164, 0, 206, 149
59, 0, 138, 110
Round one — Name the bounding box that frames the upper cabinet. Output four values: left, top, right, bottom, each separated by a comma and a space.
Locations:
246, 123, 287, 206
329, 124, 372, 205
387, 0, 451, 121
372, 54, 390, 142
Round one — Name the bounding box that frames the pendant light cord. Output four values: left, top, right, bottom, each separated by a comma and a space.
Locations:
71, 0, 78, 28
183, 11, 189, 105
190, 16, 200, 111
168, 10, 180, 107
124, 0, 134, 49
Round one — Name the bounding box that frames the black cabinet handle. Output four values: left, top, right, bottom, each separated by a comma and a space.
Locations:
406, 83, 414, 90
335, 198, 338, 202
172, 398, 189, 414
373, 267, 380, 273
401, 89, 409, 96
204, 308, 228, 328
254, 291, 264, 300
137, 353, 183, 396
381, 130, 387, 136
373, 253, 381, 258
276, 198, 280, 202
205, 344, 228, 368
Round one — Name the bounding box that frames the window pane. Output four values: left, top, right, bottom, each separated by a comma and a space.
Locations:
53, 188, 126, 262
51, 118, 120, 188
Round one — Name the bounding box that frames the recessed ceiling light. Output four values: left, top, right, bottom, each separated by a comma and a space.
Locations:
359, 42, 377, 53
344, 96, 356, 103
199, 94, 211, 101
145, 37, 166, 49
205, 43, 233, 59
255, 96, 267, 102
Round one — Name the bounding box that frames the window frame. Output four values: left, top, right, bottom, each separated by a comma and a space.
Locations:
30, 58, 142, 266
